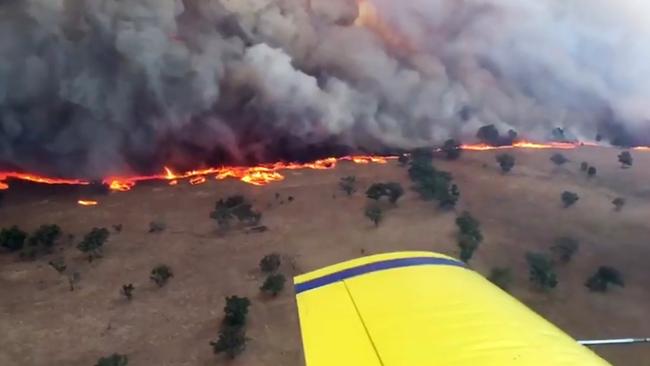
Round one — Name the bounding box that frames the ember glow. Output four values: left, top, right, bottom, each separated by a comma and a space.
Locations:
0, 144, 647, 192
78, 200, 98, 206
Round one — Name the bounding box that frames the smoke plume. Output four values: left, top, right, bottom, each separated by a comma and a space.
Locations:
1, 0, 649, 177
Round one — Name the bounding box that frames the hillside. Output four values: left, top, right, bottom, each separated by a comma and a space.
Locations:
1, 146, 649, 365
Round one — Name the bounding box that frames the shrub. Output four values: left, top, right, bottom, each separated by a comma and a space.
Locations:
22, 224, 62, 259
580, 162, 589, 171
0, 226, 28, 252
618, 151, 633, 168
121, 284, 134, 300
496, 153, 515, 173
223, 296, 251, 327
210, 196, 261, 230
48, 258, 67, 274
260, 253, 281, 273
612, 197, 626, 212
365, 182, 404, 204
77, 228, 110, 261
561, 191, 579, 208
339, 176, 357, 196
551, 237, 579, 263
442, 139, 462, 160
95, 354, 128, 366
587, 166, 597, 177
586, 266, 624, 292
550, 153, 568, 166
526, 252, 558, 290
148, 220, 166, 233
455, 212, 483, 242
260, 273, 286, 296
488, 267, 513, 291
150, 265, 173, 287
210, 326, 247, 359
365, 204, 383, 227
458, 234, 480, 263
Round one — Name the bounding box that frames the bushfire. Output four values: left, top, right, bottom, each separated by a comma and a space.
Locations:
0, 142, 647, 193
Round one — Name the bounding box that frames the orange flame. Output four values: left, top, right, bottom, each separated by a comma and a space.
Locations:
0, 146, 648, 193
78, 200, 98, 206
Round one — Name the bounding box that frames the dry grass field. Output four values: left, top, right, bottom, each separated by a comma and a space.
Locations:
1, 146, 649, 365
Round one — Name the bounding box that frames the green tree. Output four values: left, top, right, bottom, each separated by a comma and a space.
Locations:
121, 284, 134, 301
260, 253, 281, 273
260, 273, 286, 296
223, 296, 251, 327
210, 195, 261, 230
150, 265, 173, 287
365, 182, 404, 204
22, 224, 62, 259
77, 228, 110, 261
496, 153, 515, 173
618, 151, 633, 168
561, 191, 579, 208
210, 327, 248, 359
95, 354, 128, 366
365, 204, 383, 227
550, 153, 568, 166
612, 197, 626, 212
456, 212, 483, 263
339, 176, 357, 196
0, 226, 27, 252
476, 124, 501, 145
586, 266, 624, 292
488, 267, 513, 291
442, 139, 462, 160
526, 252, 558, 290
551, 237, 579, 263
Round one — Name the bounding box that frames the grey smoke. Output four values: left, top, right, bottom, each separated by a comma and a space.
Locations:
1, 0, 649, 177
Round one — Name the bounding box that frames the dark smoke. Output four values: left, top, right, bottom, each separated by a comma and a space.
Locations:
1, 0, 649, 177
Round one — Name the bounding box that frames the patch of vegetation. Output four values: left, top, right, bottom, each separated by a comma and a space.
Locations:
612, 197, 626, 212
223, 296, 251, 327
150, 265, 173, 287
586, 266, 624, 292
95, 354, 128, 366
408, 151, 459, 209
77, 228, 110, 261
210, 326, 248, 359
587, 166, 597, 177
0, 226, 27, 252
496, 153, 515, 173
339, 176, 357, 196
365, 204, 383, 227
121, 284, 134, 301
260, 273, 286, 296
618, 151, 633, 168
551, 237, 579, 263
561, 191, 579, 208
525, 252, 558, 290
210, 195, 262, 230
441, 139, 462, 160
48, 258, 67, 274
260, 253, 281, 273
148, 220, 166, 233
550, 153, 568, 166
476, 124, 501, 145
580, 162, 589, 171
455, 212, 483, 263
488, 267, 513, 291
366, 182, 404, 204
21, 224, 62, 259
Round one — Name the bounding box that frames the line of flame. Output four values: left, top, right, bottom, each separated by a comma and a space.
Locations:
78, 200, 98, 206
0, 144, 648, 192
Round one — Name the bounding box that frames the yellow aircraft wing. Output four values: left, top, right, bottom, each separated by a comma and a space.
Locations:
294, 251, 610, 366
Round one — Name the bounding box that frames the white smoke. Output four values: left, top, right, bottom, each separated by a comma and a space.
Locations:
1, 0, 649, 176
